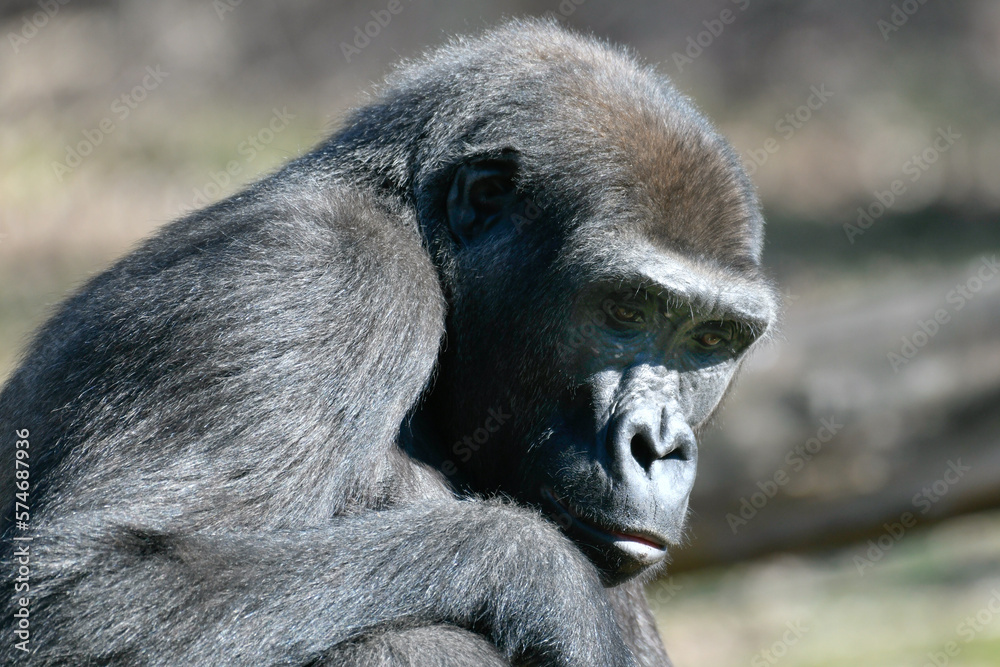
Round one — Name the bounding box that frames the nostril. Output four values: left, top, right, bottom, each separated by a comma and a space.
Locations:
630, 429, 690, 468
616, 409, 695, 471
663, 442, 688, 462
630, 432, 655, 470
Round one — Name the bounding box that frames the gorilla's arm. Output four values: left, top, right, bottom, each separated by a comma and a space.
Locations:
328, 624, 509, 666
25, 502, 634, 667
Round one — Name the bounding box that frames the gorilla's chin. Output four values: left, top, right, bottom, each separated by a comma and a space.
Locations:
540, 486, 669, 584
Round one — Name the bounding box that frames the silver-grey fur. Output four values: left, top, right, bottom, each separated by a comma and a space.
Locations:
1, 18, 775, 666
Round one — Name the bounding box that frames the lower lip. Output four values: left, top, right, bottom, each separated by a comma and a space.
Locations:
541, 487, 667, 565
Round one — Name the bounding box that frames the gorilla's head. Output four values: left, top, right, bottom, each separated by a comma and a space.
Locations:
357, 19, 778, 583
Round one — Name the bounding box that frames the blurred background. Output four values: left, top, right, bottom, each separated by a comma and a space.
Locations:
2, 0, 999, 664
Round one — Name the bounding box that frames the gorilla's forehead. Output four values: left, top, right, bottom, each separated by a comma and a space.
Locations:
499, 36, 764, 267
560, 94, 762, 268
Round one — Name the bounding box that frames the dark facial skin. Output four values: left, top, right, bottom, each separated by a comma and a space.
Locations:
535, 275, 763, 582
422, 157, 775, 585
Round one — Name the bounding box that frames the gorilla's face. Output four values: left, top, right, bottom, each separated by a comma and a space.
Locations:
523, 244, 771, 582
433, 157, 774, 583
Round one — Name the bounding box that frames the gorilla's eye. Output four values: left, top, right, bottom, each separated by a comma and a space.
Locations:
690, 322, 738, 352
606, 302, 645, 325
696, 332, 723, 348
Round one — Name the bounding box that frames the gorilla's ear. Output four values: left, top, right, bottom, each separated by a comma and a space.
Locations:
446, 157, 520, 245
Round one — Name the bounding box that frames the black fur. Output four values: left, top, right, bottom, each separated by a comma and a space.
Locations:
1, 19, 775, 666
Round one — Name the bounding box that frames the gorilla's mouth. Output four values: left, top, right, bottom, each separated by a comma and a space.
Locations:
540, 486, 667, 568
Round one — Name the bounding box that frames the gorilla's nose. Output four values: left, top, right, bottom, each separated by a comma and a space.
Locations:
607, 404, 695, 474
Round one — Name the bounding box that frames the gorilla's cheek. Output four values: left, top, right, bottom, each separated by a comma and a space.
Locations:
679, 363, 739, 426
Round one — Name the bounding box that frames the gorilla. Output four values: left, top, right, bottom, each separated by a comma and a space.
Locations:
0, 18, 776, 667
